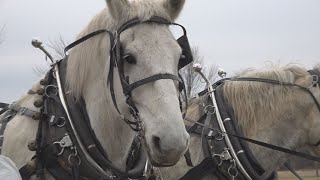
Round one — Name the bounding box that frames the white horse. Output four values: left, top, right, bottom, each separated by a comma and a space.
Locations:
161, 64, 320, 180
0, 0, 190, 179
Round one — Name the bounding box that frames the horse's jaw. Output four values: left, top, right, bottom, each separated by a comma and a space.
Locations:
82, 80, 136, 171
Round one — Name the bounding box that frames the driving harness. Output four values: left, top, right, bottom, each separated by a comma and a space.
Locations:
181, 69, 320, 180
0, 16, 193, 180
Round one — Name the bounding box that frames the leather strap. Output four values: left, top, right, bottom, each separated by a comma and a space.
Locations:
185, 116, 320, 163
284, 162, 303, 180
123, 73, 182, 95
9, 105, 40, 119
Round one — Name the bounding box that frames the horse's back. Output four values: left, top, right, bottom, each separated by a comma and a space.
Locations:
1, 81, 42, 168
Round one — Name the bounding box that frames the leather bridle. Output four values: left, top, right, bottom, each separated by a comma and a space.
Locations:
64, 16, 193, 136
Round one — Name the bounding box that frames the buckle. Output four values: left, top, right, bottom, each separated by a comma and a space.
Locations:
309, 75, 319, 88
19, 107, 28, 115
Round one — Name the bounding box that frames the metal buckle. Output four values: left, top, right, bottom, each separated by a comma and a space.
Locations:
53, 134, 73, 155
309, 75, 319, 88
19, 107, 28, 115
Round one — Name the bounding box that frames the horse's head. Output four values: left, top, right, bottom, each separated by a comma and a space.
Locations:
106, 0, 190, 166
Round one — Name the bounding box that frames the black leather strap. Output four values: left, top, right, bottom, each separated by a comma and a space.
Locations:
64, 29, 113, 55
185, 116, 320, 163
0, 102, 9, 115
284, 162, 303, 180
123, 73, 182, 95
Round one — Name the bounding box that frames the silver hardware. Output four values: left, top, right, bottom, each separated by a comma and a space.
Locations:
53, 134, 73, 155
309, 75, 319, 89
194, 64, 252, 180
60, 135, 73, 148
208, 130, 214, 137
220, 149, 232, 161
237, 150, 244, 155
143, 160, 150, 177
57, 117, 66, 128
212, 154, 223, 166
45, 85, 58, 98
204, 105, 215, 115
228, 160, 239, 179
223, 118, 231, 122
31, 37, 42, 48
19, 107, 27, 115
68, 147, 81, 166
218, 68, 227, 78
49, 116, 56, 124
3, 114, 12, 120
54, 64, 114, 177
193, 63, 203, 72
31, 37, 54, 64
215, 132, 225, 141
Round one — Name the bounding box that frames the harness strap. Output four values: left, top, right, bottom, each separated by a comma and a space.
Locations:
64, 29, 113, 55
0, 103, 9, 115
179, 157, 227, 180
9, 105, 40, 120
185, 117, 320, 163
284, 162, 303, 180
184, 149, 193, 167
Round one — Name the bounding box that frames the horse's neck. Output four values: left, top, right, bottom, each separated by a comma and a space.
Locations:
66, 8, 135, 169
82, 67, 136, 169
247, 122, 306, 175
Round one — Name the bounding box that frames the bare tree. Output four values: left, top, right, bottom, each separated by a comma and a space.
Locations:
47, 35, 68, 60
0, 25, 5, 45
180, 46, 218, 98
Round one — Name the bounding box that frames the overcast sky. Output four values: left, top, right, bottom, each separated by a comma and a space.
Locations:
0, 0, 319, 102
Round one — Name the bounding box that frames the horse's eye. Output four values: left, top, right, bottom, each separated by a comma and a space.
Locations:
123, 54, 136, 64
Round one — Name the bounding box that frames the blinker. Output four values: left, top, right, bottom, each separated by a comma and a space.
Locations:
177, 35, 193, 69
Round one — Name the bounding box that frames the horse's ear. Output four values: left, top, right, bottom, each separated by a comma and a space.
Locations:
164, 0, 186, 21
106, 0, 130, 20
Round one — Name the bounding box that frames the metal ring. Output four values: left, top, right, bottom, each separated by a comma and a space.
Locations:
68, 154, 81, 166
212, 154, 223, 166
129, 106, 139, 117
228, 166, 238, 178
52, 142, 64, 155
45, 85, 58, 98
215, 132, 224, 141
204, 105, 215, 115
57, 117, 66, 128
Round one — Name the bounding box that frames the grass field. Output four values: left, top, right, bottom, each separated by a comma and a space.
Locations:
278, 170, 320, 180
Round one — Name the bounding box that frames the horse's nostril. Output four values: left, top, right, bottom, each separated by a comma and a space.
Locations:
152, 136, 162, 153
